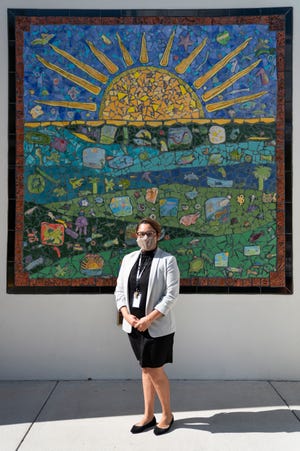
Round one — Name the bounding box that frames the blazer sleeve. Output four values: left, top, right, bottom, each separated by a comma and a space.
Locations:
153, 255, 180, 316
114, 255, 128, 312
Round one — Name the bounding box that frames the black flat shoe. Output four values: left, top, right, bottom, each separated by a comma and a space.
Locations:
130, 416, 157, 434
153, 416, 174, 435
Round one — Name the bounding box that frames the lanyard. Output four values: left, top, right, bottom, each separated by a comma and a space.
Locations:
135, 253, 150, 292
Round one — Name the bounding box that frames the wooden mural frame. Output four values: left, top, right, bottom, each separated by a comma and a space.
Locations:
7, 8, 293, 293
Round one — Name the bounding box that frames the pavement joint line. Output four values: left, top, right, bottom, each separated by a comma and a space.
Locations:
268, 380, 300, 424
15, 380, 60, 451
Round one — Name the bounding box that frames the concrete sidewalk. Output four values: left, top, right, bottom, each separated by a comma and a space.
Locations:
1, 380, 300, 451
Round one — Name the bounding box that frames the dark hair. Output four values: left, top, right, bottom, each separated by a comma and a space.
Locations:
136, 218, 161, 235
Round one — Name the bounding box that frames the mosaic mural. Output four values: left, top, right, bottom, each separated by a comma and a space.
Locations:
8, 9, 292, 292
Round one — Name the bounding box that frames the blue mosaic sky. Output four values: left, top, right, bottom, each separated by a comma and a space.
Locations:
23, 23, 277, 122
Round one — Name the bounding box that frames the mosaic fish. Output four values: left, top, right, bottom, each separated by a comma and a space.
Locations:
108, 155, 133, 170
226, 267, 242, 274
176, 248, 189, 255
180, 212, 200, 226
184, 172, 199, 181
177, 154, 195, 165
250, 231, 264, 242
25, 257, 44, 271
103, 238, 119, 248
25, 206, 39, 216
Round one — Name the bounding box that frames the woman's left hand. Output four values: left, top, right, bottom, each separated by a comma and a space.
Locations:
135, 316, 151, 332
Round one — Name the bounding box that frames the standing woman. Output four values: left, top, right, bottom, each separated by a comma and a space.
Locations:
115, 218, 180, 435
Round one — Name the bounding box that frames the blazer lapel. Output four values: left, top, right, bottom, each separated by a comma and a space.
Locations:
146, 249, 161, 305
124, 251, 140, 304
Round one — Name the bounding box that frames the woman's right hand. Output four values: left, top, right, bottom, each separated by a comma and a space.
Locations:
126, 314, 139, 328
120, 307, 139, 328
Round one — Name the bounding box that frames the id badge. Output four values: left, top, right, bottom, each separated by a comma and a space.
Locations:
132, 292, 142, 308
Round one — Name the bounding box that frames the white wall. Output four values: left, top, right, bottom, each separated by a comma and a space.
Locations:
0, 0, 299, 380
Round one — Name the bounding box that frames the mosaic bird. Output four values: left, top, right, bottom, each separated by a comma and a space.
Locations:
31, 33, 55, 45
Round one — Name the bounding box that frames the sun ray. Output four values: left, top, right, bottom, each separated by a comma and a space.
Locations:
116, 33, 134, 67
35, 100, 97, 111
175, 38, 208, 74
49, 44, 108, 83
140, 32, 149, 64
206, 90, 267, 112
202, 59, 262, 102
86, 40, 119, 74
36, 55, 101, 95
193, 37, 252, 89
160, 30, 176, 67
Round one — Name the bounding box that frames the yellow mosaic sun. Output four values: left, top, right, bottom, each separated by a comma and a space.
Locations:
99, 67, 204, 122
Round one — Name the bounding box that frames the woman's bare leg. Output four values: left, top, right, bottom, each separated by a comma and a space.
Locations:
146, 366, 173, 427
134, 368, 156, 425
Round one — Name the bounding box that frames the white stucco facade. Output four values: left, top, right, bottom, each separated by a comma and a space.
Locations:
0, 0, 298, 380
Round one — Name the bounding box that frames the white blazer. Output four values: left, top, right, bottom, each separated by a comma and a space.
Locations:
115, 248, 180, 337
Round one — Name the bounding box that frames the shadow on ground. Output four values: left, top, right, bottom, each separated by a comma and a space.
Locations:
173, 410, 300, 433
1, 380, 300, 434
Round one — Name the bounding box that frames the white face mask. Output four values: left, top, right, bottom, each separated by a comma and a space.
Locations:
136, 235, 156, 251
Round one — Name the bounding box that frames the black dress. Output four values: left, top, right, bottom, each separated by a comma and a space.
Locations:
127, 250, 174, 368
